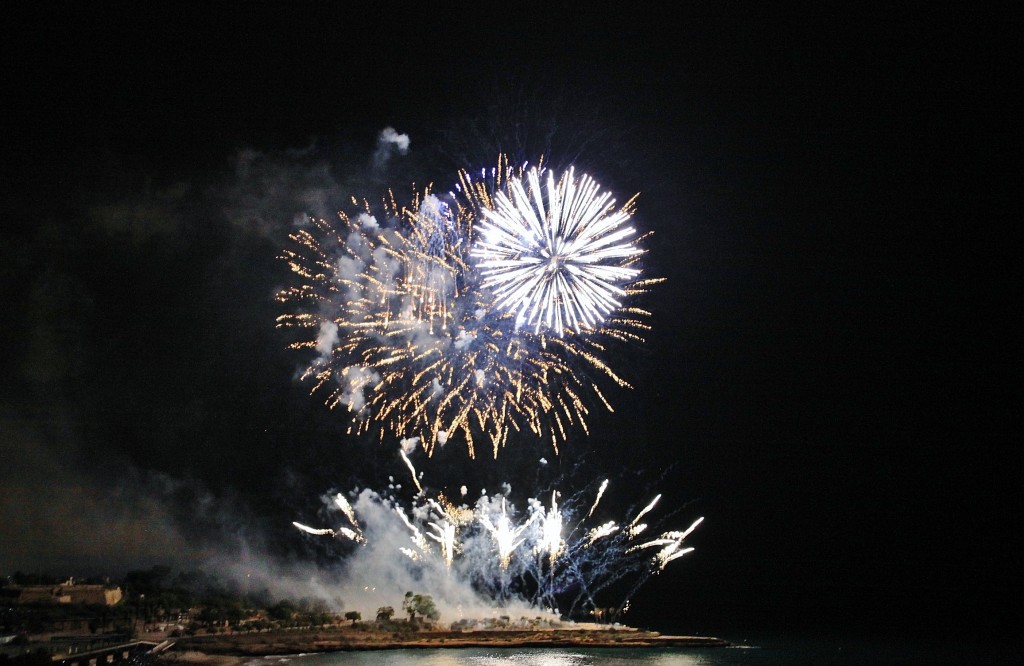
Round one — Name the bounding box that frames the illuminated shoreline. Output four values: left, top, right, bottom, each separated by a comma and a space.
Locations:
154, 626, 730, 660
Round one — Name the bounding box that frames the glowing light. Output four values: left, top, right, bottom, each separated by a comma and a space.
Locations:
292, 522, 334, 537
399, 448, 425, 495
586, 521, 618, 544
291, 521, 363, 543
426, 517, 457, 570
627, 493, 660, 537
627, 517, 704, 571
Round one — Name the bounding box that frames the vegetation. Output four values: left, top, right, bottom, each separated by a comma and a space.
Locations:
2, 567, 449, 646
402, 591, 439, 625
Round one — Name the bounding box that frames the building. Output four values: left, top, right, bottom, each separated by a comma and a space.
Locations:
1, 582, 123, 606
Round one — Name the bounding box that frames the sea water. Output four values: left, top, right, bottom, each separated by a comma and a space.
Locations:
253, 634, 1015, 665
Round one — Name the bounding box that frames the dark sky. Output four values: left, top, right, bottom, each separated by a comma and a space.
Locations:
2, 2, 1017, 640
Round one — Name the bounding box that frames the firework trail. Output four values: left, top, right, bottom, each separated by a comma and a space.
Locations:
276, 156, 660, 458
586, 478, 609, 518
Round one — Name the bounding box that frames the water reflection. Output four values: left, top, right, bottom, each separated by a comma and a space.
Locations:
287, 648, 708, 665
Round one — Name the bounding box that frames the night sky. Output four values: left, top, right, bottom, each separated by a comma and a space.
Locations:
2, 3, 1017, 641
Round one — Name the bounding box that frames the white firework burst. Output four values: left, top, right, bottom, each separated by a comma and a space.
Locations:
471, 166, 642, 335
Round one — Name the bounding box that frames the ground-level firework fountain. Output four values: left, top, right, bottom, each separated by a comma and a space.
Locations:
293, 449, 702, 623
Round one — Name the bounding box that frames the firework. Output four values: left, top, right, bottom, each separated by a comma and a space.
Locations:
294, 455, 701, 622
478, 497, 531, 572
471, 166, 641, 335
276, 158, 658, 458
293, 491, 365, 543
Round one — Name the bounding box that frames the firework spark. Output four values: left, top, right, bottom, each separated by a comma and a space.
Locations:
479, 497, 532, 572
276, 157, 659, 458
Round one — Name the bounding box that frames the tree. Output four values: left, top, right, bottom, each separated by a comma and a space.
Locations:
402, 591, 439, 625
268, 600, 297, 622
375, 606, 394, 622
124, 565, 172, 595
344, 610, 361, 626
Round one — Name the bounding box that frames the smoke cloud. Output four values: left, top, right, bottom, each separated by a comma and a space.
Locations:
372, 127, 411, 170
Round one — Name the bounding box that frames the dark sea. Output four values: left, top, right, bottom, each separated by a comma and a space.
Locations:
243, 634, 1015, 665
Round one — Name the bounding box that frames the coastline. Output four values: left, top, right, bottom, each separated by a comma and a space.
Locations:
152, 627, 730, 663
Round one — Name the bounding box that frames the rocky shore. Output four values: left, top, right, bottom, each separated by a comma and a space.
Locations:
152, 626, 729, 663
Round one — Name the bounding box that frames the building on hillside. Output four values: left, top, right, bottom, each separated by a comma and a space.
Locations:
0, 583, 123, 606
